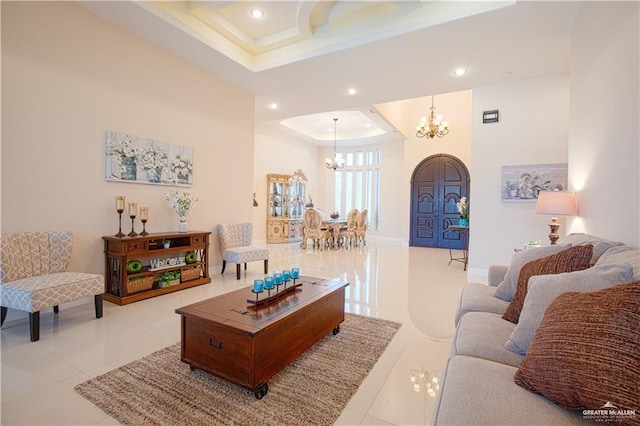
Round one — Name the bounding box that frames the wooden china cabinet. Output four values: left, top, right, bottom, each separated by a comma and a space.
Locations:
266, 170, 306, 243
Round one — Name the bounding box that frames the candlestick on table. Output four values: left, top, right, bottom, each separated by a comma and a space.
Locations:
128, 202, 138, 237
139, 207, 149, 236
115, 195, 126, 237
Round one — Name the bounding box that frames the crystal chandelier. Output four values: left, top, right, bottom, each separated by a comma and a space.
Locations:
416, 96, 449, 139
325, 118, 344, 170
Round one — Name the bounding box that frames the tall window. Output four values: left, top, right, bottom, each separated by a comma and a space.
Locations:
334, 149, 381, 231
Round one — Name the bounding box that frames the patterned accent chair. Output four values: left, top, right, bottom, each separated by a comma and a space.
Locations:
218, 223, 269, 280
337, 209, 359, 249
356, 209, 368, 246
0, 232, 104, 342
301, 209, 333, 250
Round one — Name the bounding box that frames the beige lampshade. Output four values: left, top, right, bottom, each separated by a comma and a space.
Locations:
535, 191, 577, 216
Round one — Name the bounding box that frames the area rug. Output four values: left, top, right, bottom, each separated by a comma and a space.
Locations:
74, 313, 401, 426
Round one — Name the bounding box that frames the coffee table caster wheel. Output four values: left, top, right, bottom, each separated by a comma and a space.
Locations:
333, 325, 340, 335
254, 383, 268, 399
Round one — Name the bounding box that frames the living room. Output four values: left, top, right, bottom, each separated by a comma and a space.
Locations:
2, 1, 638, 425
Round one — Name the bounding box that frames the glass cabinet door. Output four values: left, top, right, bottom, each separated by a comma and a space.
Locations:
269, 182, 283, 217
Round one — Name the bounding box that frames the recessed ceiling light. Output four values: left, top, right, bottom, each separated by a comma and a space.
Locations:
268, 102, 279, 110
454, 68, 467, 76
347, 88, 357, 95
250, 8, 264, 19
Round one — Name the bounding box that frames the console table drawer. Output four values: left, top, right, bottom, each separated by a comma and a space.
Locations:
127, 240, 148, 252
191, 235, 206, 245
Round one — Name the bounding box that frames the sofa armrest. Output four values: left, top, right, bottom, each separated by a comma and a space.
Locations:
488, 265, 508, 287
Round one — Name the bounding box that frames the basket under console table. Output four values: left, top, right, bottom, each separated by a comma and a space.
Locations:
102, 231, 211, 305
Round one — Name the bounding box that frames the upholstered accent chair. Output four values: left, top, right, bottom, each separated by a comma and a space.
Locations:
301, 209, 332, 250
0, 231, 104, 342
337, 209, 359, 249
356, 209, 368, 246
218, 223, 269, 280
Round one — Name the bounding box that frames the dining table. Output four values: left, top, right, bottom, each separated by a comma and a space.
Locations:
321, 218, 348, 249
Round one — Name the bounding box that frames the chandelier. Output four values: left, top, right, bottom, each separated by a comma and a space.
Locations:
416, 96, 449, 139
325, 118, 344, 170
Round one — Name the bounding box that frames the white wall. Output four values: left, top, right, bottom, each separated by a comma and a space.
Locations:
253, 127, 320, 242
1, 3, 255, 273
568, 1, 640, 247
469, 75, 570, 269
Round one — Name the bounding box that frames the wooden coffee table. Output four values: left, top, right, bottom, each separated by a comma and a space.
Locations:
175, 276, 348, 398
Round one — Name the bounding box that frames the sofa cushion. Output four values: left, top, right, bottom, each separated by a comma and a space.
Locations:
452, 312, 523, 367
431, 355, 588, 425
595, 245, 640, 279
494, 244, 571, 302
454, 282, 510, 326
505, 263, 634, 355
514, 283, 640, 414
558, 233, 624, 264
502, 245, 593, 323
0, 272, 104, 312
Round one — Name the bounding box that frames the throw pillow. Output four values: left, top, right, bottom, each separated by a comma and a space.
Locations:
514, 283, 640, 416
558, 233, 624, 264
494, 244, 571, 302
595, 245, 640, 280
505, 263, 634, 354
501, 244, 593, 324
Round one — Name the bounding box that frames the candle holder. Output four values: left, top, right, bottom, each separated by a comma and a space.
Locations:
247, 271, 303, 307
139, 207, 149, 236
140, 219, 149, 236
115, 195, 126, 238
128, 202, 138, 237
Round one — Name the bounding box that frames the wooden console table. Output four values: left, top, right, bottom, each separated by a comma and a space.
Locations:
102, 231, 211, 305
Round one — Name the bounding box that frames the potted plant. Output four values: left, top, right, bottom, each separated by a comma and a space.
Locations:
456, 197, 469, 227
162, 239, 171, 249
165, 190, 199, 233
158, 270, 180, 288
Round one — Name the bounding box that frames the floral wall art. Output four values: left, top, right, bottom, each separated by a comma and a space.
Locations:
501, 163, 568, 202
106, 131, 193, 186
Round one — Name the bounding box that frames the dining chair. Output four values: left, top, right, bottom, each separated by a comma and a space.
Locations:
218, 223, 269, 280
337, 209, 359, 249
301, 209, 332, 250
356, 209, 368, 246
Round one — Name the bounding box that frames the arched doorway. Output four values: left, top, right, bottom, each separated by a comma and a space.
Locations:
410, 154, 470, 249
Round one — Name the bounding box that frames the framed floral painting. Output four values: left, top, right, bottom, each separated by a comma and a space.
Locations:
501, 163, 567, 202
105, 131, 193, 186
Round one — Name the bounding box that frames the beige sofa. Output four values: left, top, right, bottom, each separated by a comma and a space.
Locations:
431, 234, 640, 425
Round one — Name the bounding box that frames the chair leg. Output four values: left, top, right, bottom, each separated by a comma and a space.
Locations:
95, 294, 103, 319
221, 260, 227, 274
53, 305, 59, 314
236, 264, 241, 280
1, 307, 7, 327
264, 259, 268, 274
29, 311, 40, 342
244, 263, 248, 270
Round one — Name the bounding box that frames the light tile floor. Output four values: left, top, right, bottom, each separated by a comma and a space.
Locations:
1, 239, 477, 425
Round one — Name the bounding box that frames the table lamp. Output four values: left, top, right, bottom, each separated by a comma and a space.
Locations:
535, 191, 577, 245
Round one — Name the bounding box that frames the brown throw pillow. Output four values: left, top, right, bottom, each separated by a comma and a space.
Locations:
502, 245, 593, 323
514, 283, 640, 418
